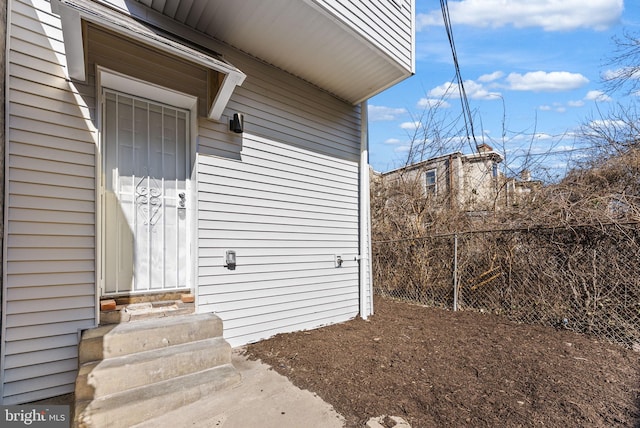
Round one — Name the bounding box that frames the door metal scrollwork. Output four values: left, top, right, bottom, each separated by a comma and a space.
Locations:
136, 177, 162, 225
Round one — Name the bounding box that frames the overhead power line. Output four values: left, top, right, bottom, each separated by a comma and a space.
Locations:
440, 0, 479, 152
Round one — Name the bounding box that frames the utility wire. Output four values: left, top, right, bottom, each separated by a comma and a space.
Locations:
440, 0, 479, 152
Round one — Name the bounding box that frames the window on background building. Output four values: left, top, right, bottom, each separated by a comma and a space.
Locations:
426, 169, 437, 195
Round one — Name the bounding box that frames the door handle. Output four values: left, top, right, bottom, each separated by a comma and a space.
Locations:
178, 192, 186, 208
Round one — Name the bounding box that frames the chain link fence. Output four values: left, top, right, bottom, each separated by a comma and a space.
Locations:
372, 223, 640, 349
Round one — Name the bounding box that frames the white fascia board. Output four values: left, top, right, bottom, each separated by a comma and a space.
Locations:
351, 65, 414, 106
51, 0, 245, 121
303, 0, 414, 106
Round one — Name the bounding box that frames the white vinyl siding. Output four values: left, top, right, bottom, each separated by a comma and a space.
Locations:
196, 47, 362, 346
316, 0, 414, 72
198, 135, 361, 346
2, 0, 97, 404
2, 0, 365, 403
212, 47, 362, 161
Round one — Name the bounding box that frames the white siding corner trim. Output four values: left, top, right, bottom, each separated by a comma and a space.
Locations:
359, 101, 373, 318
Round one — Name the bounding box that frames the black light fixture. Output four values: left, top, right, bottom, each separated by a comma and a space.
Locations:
229, 113, 244, 134
224, 250, 236, 270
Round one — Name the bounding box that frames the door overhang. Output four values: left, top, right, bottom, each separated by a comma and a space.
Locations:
51, 0, 246, 121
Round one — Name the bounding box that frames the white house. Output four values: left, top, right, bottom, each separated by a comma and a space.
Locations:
0, 0, 415, 404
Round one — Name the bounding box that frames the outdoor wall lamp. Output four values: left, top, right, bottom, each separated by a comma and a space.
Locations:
225, 250, 236, 270
229, 113, 244, 133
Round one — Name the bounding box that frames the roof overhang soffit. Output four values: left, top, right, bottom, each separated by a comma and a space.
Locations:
50, 0, 246, 121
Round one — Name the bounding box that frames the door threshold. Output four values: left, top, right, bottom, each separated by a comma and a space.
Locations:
100, 292, 195, 325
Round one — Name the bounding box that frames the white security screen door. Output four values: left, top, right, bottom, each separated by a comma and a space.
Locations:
103, 90, 190, 294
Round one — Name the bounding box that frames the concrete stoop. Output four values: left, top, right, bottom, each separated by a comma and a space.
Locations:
100, 298, 195, 324
74, 313, 241, 428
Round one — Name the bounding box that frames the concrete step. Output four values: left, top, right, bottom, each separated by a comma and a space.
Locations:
75, 336, 232, 401
75, 363, 241, 428
79, 313, 223, 364
100, 299, 195, 324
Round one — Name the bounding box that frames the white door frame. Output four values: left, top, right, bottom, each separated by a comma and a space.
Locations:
95, 67, 198, 303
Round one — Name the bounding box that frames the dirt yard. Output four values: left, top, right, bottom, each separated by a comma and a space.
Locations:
245, 296, 640, 427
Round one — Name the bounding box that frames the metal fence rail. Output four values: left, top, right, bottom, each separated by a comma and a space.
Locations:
372, 223, 640, 349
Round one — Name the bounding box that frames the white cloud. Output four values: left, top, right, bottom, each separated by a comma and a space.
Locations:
394, 145, 411, 153
400, 121, 421, 130
415, 13, 443, 29
368, 105, 407, 121
553, 145, 577, 152
381, 140, 412, 153
428, 80, 501, 100
417, 98, 451, 109
510, 133, 557, 143
601, 69, 620, 81
506, 71, 588, 92
539, 103, 568, 112
478, 71, 504, 83
602, 67, 640, 82
544, 90, 611, 113
533, 133, 554, 140
427, 82, 458, 99
588, 119, 626, 128
465, 81, 503, 100
584, 90, 612, 102
380, 138, 411, 153
416, 0, 623, 32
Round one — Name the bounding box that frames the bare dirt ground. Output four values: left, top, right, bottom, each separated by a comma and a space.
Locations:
245, 296, 640, 427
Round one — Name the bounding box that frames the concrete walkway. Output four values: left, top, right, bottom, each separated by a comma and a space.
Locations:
134, 347, 346, 428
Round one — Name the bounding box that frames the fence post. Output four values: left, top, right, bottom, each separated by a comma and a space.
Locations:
453, 233, 458, 311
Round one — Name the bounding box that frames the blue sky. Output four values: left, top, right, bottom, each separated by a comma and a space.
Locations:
368, 0, 640, 180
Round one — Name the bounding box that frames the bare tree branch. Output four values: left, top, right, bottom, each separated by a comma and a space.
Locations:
602, 30, 640, 95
